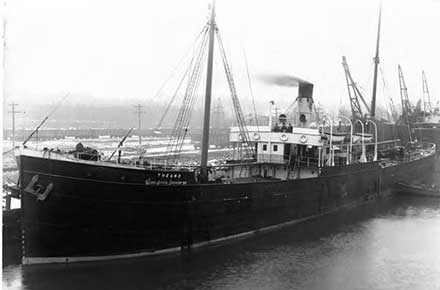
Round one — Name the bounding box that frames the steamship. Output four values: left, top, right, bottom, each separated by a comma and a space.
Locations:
396, 67, 440, 153
10, 3, 436, 265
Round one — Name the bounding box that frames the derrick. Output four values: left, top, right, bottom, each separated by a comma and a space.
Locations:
422, 70, 432, 114
341, 56, 371, 120
398, 65, 413, 124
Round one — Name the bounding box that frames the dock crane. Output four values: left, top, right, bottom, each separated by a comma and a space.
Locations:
342, 56, 371, 120
342, 5, 381, 121
398, 65, 413, 124
422, 70, 432, 115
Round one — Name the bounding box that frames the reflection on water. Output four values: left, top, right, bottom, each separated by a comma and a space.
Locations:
3, 196, 440, 290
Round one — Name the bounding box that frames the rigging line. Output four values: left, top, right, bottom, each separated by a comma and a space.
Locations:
218, 40, 240, 125
168, 29, 208, 142
216, 30, 254, 157
158, 31, 204, 133
152, 25, 209, 102
22, 92, 71, 146
366, 60, 375, 96
220, 68, 250, 153
179, 46, 208, 144
184, 25, 210, 90
157, 25, 210, 130
166, 28, 210, 161
313, 101, 320, 121
156, 58, 193, 130
174, 42, 208, 161
380, 83, 392, 121
2, 148, 13, 155
285, 98, 298, 115
355, 61, 375, 97
380, 66, 397, 111
379, 65, 395, 121
242, 48, 259, 132
47, 92, 71, 118
175, 37, 208, 150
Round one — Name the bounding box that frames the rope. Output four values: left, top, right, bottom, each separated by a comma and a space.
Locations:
22, 92, 70, 146
166, 33, 207, 156
285, 98, 298, 116
155, 62, 193, 132
243, 48, 259, 132
165, 26, 210, 163
47, 92, 71, 118
365, 60, 375, 98
379, 65, 397, 121
155, 25, 210, 130
2, 148, 13, 155
174, 33, 208, 158
216, 30, 254, 158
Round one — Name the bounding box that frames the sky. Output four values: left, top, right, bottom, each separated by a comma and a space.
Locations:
2, 0, 440, 116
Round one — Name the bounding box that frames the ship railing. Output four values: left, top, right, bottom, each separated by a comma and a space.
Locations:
139, 159, 199, 171
419, 142, 436, 152
29, 146, 199, 171
349, 139, 401, 149
38, 147, 101, 162
403, 143, 436, 161
296, 157, 320, 168
320, 156, 353, 167
319, 139, 434, 166
403, 151, 424, 162
300, 147, 361, 167
131, 157, 256, 171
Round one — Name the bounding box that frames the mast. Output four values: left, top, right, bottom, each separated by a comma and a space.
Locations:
200, 0, 216, 182
371, 4, 382, 118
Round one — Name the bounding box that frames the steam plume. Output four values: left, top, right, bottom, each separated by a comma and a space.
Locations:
258, 74, 311, 87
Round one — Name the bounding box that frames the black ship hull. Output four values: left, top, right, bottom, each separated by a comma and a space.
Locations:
395, 182, 440, 197
17, 149, 435, 264
415, 127, 440, 153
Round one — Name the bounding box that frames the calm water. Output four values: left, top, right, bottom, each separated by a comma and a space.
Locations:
3, 196, 440, 290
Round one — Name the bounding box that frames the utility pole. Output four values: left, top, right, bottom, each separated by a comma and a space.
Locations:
8, 103, 24, 149
134, 104, 145, 145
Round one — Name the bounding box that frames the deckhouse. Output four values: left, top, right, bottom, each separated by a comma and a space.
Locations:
221, 81, 379, 182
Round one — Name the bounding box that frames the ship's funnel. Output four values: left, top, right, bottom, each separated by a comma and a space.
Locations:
298, 82, 313, 99
258, 74, 314, 127
297, 83, 314, 127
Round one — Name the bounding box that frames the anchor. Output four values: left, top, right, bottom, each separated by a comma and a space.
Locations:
24, 175, 53, 201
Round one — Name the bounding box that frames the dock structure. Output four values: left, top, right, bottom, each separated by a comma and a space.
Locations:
3, 128, 170, 141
